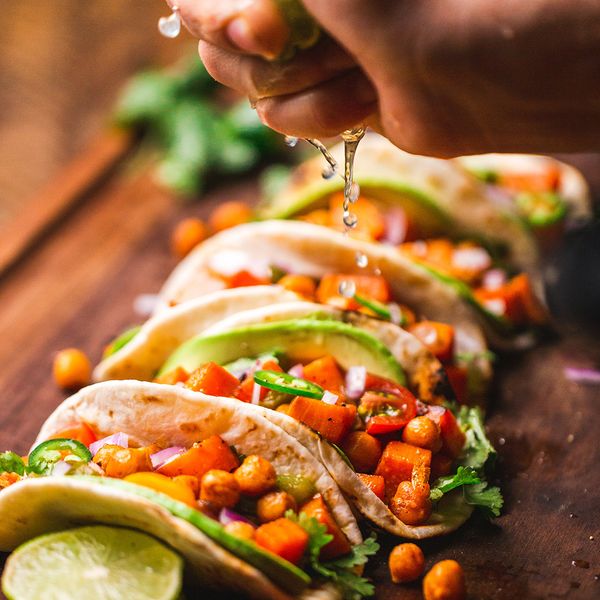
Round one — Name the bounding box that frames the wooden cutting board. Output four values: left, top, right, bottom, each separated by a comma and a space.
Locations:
0, 140, 598, 600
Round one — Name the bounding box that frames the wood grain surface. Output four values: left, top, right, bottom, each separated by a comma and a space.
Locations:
0, 150, 598, 600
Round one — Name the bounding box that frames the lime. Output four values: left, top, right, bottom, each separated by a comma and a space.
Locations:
2, 526, 183, 600
273, 0, 320, 59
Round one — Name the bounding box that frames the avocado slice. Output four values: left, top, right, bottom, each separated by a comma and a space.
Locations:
74, 476, 310, 596
102, 326, 142, 359
159, 318, 406, 384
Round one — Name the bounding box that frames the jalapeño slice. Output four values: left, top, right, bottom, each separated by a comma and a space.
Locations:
253, 370, 324, 399
28, 439, 92, 474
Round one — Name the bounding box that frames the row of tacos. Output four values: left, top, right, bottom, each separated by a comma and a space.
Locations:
0, 136, 591, 598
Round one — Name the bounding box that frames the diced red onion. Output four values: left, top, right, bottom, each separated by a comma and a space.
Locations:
133, 293, 158, 317
564, 367, 600, 384
89, 432, 129, 456
388, 303, 403, 327
52, 461, 72, 476
486, 185, 514, 210
425, 405, 446, 424
322, 390, 339, 405
150, 446, 185, 469
383, 208, 408, 245
252, 381, 262, 405
345, 366, 367, 400
481, 298, 506, 316
482, 268, 507, 290
451, 247, 491, 272
219, 508, 254, 526
288, 364, 304, 378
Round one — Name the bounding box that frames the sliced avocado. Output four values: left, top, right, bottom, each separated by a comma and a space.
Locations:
103, 326, 142, 359
159, 318, 406, 384
74, 476, 310, 595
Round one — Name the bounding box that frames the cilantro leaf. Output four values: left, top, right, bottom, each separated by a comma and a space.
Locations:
430, 466, 481, 502
464, 483, 504, 518
323, 535, 379, 569
285, 510, 332, 565
457, 406, 497, 471
0, 451, 25, 476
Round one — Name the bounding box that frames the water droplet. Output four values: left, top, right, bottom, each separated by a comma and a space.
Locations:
594, 574, 600, 581
590, 535, 595, 541
338, 280, 356, 298
572, 560, 590, 569
498, 437, 506, 446
355, 251, 368, 268
570, 513, 578, 519
343, 211, 358, 229
374, 267, 382, 276
349, 182, 360, 203
322, 164, 337, 180
158, 8, 181, 38
284, 135, 299, 148
567, 433, 575, 443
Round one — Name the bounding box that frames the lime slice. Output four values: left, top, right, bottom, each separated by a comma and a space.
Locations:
2, 526, 183, 600
274, 0, 320, 59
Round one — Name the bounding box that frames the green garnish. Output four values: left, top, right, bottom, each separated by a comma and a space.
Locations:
254, 370, 324, 399
353, 294, 393, 321
28, 439, 92, 475
457, 407, 497, 471
430, 466, 481, 501
464, 483, 504, 518
103, 325, 141, 359
0, 451, 26, 476
516, 191, 567, 228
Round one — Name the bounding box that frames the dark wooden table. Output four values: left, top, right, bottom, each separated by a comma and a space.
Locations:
0, 144, 598, 599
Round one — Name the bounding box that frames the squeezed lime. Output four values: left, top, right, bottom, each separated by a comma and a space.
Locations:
2, 525, 183, 600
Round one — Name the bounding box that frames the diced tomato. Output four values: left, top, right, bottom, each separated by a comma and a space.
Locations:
445, 364, 468, 404
498, 167, 560, 194
299, 209, 331, 227
49, 423, 97, 447
434, 409, 466, 459
254, 518, 309, 565
357, 474, 385, 501
278, 274, 317, 298
154, 367, 189, 386
157, 435, 240, 478
408, 321, 455, 363
316, 274, 391, 311
341, 431, 382, 473
300, 495, 351, 560
359, 379, 417, 436
124, 472, 197, 508
329, 193, 386, 241
302, 355, 344, 394
184, 362, 240, 397
225, 270, 271, 288
430, 453, 454, 480
375, 441, 432, 500
288, 396, 357, 445
233, 360, 282, 403
474, 273, 547, 326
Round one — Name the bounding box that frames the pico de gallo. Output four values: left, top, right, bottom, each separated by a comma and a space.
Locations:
156, 353, 502, 526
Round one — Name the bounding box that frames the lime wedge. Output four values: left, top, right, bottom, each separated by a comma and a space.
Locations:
2, 526, 183, 600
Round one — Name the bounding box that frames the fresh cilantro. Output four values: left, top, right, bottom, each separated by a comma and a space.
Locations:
286, 511, 378, 599
455, 350, 497, 364
0, 451, 25, 476
430, 466, 481, 502
457, 406, 497, 471
464, 483, 504, 518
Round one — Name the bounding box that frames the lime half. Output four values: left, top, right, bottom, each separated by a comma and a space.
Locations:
2, 526, 183, 600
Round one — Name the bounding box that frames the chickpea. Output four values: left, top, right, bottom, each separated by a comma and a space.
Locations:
423, 560, 466, 600
234, 455, 277, 497
276, 403, 291, 415
257, 491, 297, 523
278, 274, 317, 299
171, 218, 207, 258
402, 417, 442, 452
390, 481, 432, 525
53, 348, 91, 390
389, 543, 425, 583
209, 201, 252, 232
224, 521, 256, 541
200, 470, 240, 508
173, 475, 199, 498
93, 445, 152, 478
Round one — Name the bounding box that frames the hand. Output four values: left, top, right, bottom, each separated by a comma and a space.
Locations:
173, 0, 600, 157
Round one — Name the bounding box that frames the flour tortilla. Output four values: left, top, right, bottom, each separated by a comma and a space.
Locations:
0, 381, 362, 599
257, 133, 539, 272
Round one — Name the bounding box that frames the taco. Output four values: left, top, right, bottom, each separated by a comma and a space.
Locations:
0, 381, 372, 600
96, 297, 500, 537
256, 134, 578, 346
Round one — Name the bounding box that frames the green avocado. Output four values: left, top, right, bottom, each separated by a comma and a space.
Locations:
74, 476, 310, 596
102, 325, 142, 359
159, 318, 406, 384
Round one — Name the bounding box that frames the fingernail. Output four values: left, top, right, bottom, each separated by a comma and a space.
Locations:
227, 17, 274, 58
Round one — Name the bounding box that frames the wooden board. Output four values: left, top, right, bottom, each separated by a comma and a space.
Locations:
0, 149, 598, 600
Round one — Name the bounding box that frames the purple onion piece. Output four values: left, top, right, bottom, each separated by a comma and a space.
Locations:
288, 364, 304, 378
383, 207, 408, 245
219, 508, 254, 526
321, 390, 339, 405
89, 432, 129, 456
345, 366, 367, 400
564, 367, 600, 384
150, 446, 185, 469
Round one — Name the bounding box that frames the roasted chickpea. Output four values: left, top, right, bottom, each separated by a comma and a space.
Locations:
276, 403, 292, 415
278, 274, 317, 299
402, 417, 442, 452
224, 521, 256, 540
209, 201, 252, 232
234, 455, 277, 497
423, 560, 466, 600
53, 348, 91, 390
93, 445, 152, 478
257, 491, 297, 523
200, 469, 240, 508
390, 481, 432, 525
171, 218, 207, 258
174, 475, 199, 498
389, 543, 425, 583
